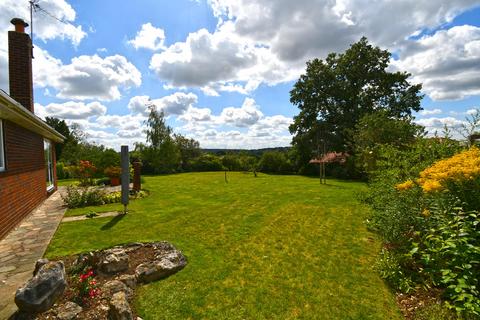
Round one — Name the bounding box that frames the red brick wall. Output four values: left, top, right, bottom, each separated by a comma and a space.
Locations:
0, 120, 52, 239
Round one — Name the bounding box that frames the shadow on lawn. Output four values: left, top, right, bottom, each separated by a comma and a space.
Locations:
100, 214, 126, 230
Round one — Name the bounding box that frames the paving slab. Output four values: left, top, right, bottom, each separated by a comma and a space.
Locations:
0, 188, 66, 319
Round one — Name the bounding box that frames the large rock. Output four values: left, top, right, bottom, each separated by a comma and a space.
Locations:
55, 301, 83, 320
108, 291, 133, 320
117, 274, 137, 289
98, 248, 129, 274
136, 249, 186, 283
15, 261, 67, 314
102, 280, 132, 298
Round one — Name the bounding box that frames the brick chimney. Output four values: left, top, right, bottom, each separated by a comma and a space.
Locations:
8, 18, 34, 113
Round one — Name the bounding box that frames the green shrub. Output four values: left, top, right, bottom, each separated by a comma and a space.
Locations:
61, 186, 106, 208
375, 248, 415, 293
409, 203, 480, 315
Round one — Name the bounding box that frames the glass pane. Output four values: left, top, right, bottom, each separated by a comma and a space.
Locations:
44, 139, 53, 189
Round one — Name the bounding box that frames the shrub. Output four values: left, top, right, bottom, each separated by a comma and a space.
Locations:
61, 186, 106, 208
104, 166, 122, 178
366, 144, 480, 317
56, 162, 67, 179
409, 204, 480, 315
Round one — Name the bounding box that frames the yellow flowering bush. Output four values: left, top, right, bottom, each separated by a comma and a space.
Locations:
416, 147, 480, 193
395, 180, 414, 191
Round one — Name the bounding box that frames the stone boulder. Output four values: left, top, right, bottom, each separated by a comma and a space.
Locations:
108, 291, 133, 320
117, 274, 137, 289
136, 249, 186, 283
55, 301, 83, 320
98, 248, 129, 274
15, 261, 67, 314
102, 280, 132, 298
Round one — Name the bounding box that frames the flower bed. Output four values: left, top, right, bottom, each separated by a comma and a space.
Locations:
14, 242, 187, 319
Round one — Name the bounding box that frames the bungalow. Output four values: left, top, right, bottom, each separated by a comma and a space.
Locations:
0, 18, 64, 239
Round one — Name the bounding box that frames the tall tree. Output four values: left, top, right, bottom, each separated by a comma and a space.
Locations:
143, 106, 180, 173
289, 37, 423, 174
173, 134, 201, 171
45, 117, 71, 160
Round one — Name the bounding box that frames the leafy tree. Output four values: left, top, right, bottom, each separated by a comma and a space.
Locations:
258, 151, 292, 173
289, 37, 423, 175
353, 110, 424, 174
45, 117, 71, 160
174, 134, 201, 171
142, 107, 180, 174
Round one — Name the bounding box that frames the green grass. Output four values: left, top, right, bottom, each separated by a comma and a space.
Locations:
47, 172, 401, 319
57, 178, 79, 186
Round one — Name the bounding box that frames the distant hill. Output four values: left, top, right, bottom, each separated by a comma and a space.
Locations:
202, 147, 291, 156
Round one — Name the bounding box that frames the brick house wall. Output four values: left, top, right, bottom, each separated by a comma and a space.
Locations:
0, 120, 56, 239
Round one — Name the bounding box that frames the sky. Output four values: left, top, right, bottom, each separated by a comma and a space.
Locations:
0, 0, 479, 150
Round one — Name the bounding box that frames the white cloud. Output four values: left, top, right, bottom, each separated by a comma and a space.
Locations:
392, 25, 480, 101
149, 0, 479, 100
149, 24, 298, 93
220, 98, 263, 127
128, 92, 198, 117
419, 108, 442, 116
36, 101, 107, 119
128, 23, 166, 51
33, 50, 142, 101
416, 116, 465, 132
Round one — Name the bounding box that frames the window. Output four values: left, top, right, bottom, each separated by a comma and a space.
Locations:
0, 120, 5, 172
44, 139, 54, 191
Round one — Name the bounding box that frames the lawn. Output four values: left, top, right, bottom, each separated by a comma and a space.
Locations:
46, 172, 401, 319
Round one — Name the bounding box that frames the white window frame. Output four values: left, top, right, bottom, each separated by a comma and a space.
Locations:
0, 120, 5, 172
44, 139, 54, 191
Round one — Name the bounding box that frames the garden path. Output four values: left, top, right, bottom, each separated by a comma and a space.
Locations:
0, 188, 67, 319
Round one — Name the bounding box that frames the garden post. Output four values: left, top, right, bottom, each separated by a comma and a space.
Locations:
121, 145, 129, 214
133, 161, 142, 192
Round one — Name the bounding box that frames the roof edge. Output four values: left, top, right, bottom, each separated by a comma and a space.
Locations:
0, 90, 65, 143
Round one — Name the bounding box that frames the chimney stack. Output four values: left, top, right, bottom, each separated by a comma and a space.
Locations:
8, 18, 34, 113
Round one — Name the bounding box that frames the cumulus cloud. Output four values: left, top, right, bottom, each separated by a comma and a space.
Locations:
220, 98, 263, 127
149, 0, 479, 101
128, 92, 198, 116
392, 25, 480, 101
419, 108, 442, 116
33, 50, 142, 101
36, 101, 107, 119
416, 116, 465, 132
149, 24, 298, 93
128, 23, 166, 51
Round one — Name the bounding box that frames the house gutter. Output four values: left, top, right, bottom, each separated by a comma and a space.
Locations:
0, 90, 65, 143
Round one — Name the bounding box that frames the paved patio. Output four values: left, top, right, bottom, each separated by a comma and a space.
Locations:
0, 188, 66, 319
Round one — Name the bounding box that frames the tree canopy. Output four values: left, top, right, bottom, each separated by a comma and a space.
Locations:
289, 37, 423, 174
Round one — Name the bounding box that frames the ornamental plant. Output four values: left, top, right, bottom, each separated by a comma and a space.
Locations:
104, 166, 122, 178
78, 160, 97, 186
76, 268, 100, 306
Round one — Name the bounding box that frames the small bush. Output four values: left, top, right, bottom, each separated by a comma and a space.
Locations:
375, 248, 415, 293
62, 186, 106, 208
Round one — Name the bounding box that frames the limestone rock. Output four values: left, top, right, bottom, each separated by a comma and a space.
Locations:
55, 301, 82, 320
99, 248, 129, 274
136, 249, 186, 283
102, 280, 132, 298
15, 261, 67, 314
108, 291, 133, 320
117, 274, 137, 289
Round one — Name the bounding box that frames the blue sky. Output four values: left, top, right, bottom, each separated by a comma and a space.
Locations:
0, 0, 479, 149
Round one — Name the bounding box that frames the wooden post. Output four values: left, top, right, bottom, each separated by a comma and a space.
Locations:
133, 161, 142, 192
121, 145, 129, 214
